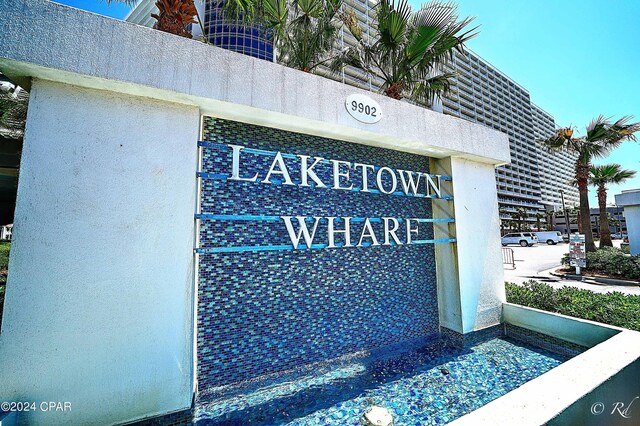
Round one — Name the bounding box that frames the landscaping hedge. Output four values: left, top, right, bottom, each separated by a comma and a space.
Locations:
561, 247, 640, 281
505, 280, 640, 332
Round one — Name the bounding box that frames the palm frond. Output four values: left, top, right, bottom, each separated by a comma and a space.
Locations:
405, 2, 458, 68
585, 115, 611, 142
340, 9, 363, 41
221, 0, 259, 24
377, 0, 413, 51
607, 115, 640, 143
589, 163, 637, 186
262, 0, 288, 34
540, 127, 573, 152
410, 71, 456, 104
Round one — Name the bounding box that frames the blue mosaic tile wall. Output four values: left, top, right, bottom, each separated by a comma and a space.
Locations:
197, 117, 440, 391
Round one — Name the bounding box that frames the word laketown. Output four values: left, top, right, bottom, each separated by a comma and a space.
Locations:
224, 144, 448, 198
198, 143, 455, 252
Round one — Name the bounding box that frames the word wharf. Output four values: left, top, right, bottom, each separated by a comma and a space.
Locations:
281, 216, 425, 249
228, 144, 443, 198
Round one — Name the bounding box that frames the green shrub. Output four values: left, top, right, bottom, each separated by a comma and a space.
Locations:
0, 241, 9, 270
560, 247, 640, 280
505, 280, 640, 331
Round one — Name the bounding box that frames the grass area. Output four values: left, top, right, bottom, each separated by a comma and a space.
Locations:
0, 241, 9, 326
506, 280, 640, 332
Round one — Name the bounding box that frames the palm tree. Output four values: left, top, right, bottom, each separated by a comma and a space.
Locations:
510, 207, 527, 232
105, 0, 198, 38
545, 210, 555, 231
569, 206, 581, 233
534, 212, 545, 232
517, 207, 529, 232
589, 164, 636, 248
336, 0, 478, 103
223, 0, 347, 73
607, 212, 620, 234
498, 206, 507, 235
0, 82, 28, 138
542, 116, 640, 252
572, 209, 580, 233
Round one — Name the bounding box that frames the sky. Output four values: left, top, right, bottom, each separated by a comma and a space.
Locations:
53, 0, 640, 206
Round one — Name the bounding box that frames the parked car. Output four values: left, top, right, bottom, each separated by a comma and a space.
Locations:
534, 231, 563, 245
612, 232, 628, 240
501, 232, 538, 247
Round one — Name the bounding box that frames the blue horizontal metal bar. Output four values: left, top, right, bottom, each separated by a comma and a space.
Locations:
413, 238, 457, 244
197, 172, 453, 200
195, 215, 455, 223
195, 245, 294, 254
196, 214, 283, 221
198, 142, 298, 160
197, 171, 228, 179
195, 238, 456, 254
198, 140, 454, 181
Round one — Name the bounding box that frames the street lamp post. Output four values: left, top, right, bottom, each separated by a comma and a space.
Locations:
560, 189, 570, 237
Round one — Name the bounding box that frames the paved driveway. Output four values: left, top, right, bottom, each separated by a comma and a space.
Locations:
502, 240, 640, 295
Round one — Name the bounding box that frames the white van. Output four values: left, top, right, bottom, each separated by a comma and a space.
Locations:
534, 231, 563, 245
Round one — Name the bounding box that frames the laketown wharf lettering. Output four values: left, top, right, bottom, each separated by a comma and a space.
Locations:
227, 144, 444, 198
195, 142, 455, 252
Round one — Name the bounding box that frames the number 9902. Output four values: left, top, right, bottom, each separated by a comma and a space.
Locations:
345, 94, 382, 123
351, 100, 376, 117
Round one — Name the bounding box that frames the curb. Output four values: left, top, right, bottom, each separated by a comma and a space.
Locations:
593, 276, 640, 287
549, 270, 639, 287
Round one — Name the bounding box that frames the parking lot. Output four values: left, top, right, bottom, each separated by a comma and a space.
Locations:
502, 239, 640, 295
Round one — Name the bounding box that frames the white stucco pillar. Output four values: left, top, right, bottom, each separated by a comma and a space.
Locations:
0, 80, 199, 424
432, 157, 506, 334
615, 189, 640, 256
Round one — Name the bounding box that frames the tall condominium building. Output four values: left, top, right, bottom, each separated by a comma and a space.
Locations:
125, 0, 157, 27
441, 51, 541, 224
126, 0, 579, 226
440, 51, 578, 225
531, 104, 579, 210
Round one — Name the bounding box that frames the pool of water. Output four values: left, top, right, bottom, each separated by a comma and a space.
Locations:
195, 336, 580, 425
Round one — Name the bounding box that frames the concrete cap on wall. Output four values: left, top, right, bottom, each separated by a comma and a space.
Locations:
615, 189, 640, 206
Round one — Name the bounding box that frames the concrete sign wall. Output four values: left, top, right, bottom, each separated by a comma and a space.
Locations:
197, 118, 442, 390
0, 1, 509, 423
